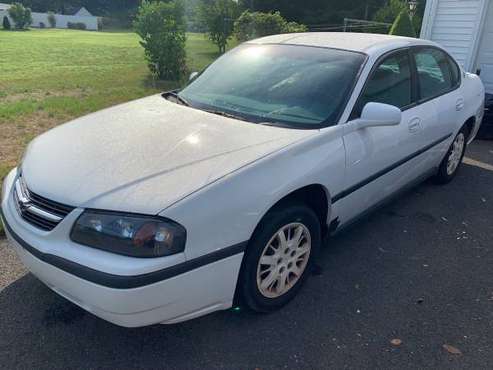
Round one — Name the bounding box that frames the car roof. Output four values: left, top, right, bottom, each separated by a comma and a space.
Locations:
248, 32, 437, 55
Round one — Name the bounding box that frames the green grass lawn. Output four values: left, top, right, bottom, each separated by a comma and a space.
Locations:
0, 29, 237, 235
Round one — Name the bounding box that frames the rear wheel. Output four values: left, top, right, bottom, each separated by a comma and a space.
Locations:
434, 126, 468, 184
238, 202, 321, 312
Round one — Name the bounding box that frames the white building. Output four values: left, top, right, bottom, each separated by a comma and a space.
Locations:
420, 0, 493, 94
0, 3, 98, 30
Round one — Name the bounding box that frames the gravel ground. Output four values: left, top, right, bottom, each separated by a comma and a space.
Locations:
0, 238, 26, 291
0, 140, 492, 369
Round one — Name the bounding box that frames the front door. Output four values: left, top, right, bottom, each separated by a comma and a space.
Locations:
411, 47, 464, 166
335, 49, 435, 224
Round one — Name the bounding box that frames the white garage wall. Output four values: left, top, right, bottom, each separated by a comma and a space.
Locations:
420, 0, 489, 71
475, 0, 493, 93
0, 10, 97, 30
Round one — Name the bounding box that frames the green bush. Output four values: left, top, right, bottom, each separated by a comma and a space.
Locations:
199, 0, 239, 54
134, 0, 187, 80
2, 15, 11, 30
234, 10, 308, 42
47, 11, 56, 28
67, 22, 87, 30
389, 10, 416, 37
8, 2, 32, 30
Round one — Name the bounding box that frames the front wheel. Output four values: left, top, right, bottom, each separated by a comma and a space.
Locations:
238, 202, 321, 312
434, 127, 468, 184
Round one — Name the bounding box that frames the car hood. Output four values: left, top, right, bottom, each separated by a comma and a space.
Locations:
21, 94, 315, 214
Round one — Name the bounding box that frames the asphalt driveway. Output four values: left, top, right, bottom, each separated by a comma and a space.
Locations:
0, 140, 492, 370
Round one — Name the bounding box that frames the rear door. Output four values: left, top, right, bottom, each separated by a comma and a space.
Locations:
412, 47, 464, 164
336, 49, 435, 223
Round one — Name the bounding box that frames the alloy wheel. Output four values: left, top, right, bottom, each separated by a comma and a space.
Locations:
446, 133, 465, 175
256, 222, 311, 298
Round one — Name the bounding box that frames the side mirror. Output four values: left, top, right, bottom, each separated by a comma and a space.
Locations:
189, 71, 199, 81
349, 102, 402, 131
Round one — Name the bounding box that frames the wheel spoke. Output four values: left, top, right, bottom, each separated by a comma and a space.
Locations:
276, 270, 288, 294
292, 225, 304, 245
290, 264, 302, 277
277, 230, 288, 249
293, 243, 310, 259
260, 255, 277, 267
260, 270, 278, 291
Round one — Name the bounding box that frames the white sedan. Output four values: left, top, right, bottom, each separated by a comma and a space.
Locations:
1, 33, 485, 327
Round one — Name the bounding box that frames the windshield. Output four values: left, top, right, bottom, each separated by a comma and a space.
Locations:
178, 44, 366, 128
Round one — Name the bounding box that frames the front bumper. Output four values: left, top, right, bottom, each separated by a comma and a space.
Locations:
1, 169, 244, 327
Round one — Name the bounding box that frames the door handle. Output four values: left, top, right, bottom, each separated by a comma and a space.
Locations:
408, 117, 421, 133
456, 98, 465, 111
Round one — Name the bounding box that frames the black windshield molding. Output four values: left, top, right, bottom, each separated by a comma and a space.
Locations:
332, 133, 452, 203
0, 210, 247, 289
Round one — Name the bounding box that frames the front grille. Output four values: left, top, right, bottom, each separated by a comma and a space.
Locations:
13, 175, 75, 231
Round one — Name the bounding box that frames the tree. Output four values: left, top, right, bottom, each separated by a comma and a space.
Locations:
47, 11, 56, 28
234, 10, 308, 42
412, 0, 427, 36
373, 0, 407, 24
8, 3, 32, 30
199, 0, 239, 54
389, 9, 416, 37
2, 15, 11, 30
134, 0, 187, 80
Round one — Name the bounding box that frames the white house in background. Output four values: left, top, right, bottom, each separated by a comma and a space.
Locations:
420, 0, 493, 94
72, 6, 93, 17
0, 3, 98, 30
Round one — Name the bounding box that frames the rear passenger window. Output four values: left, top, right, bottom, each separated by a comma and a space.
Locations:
353, 50, 412, 117
414, 48, 457, 100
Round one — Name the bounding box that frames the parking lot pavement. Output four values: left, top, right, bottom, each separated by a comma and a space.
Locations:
0, 140, 492, 370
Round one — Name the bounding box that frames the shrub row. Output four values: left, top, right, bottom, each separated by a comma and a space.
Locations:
234, 10, 308, 42
67, 22, 87, 30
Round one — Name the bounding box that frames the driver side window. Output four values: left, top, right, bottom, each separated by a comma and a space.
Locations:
352, 50, 413, 118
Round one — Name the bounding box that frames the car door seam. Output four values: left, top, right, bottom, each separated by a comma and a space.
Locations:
332, 133, 452, 203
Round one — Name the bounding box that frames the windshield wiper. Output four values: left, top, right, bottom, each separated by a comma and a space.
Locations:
163, 91, 190, 107
202, 109, 249, 122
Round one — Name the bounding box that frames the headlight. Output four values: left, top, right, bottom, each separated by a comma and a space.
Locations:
70, 210, 186, 258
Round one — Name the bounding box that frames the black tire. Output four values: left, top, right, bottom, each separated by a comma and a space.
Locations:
434, 126, 469, 184
238, 201, 321, 312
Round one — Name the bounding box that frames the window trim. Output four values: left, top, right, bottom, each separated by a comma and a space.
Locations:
349, 47, 416, 121
411, 45, 462, 105
347, 45, 463, 122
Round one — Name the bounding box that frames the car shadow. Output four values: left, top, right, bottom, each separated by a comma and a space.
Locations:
1, 141, 492, 369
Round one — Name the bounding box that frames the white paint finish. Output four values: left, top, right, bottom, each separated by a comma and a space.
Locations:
21, 95, 314, 215
1, 35, 485, 327
7, 231, 243, 327
251, 32, 436, 54
476, 0, 493, 92
1, 170, 188, 276
164, 126, 345, 260
340, 103, 431, 222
